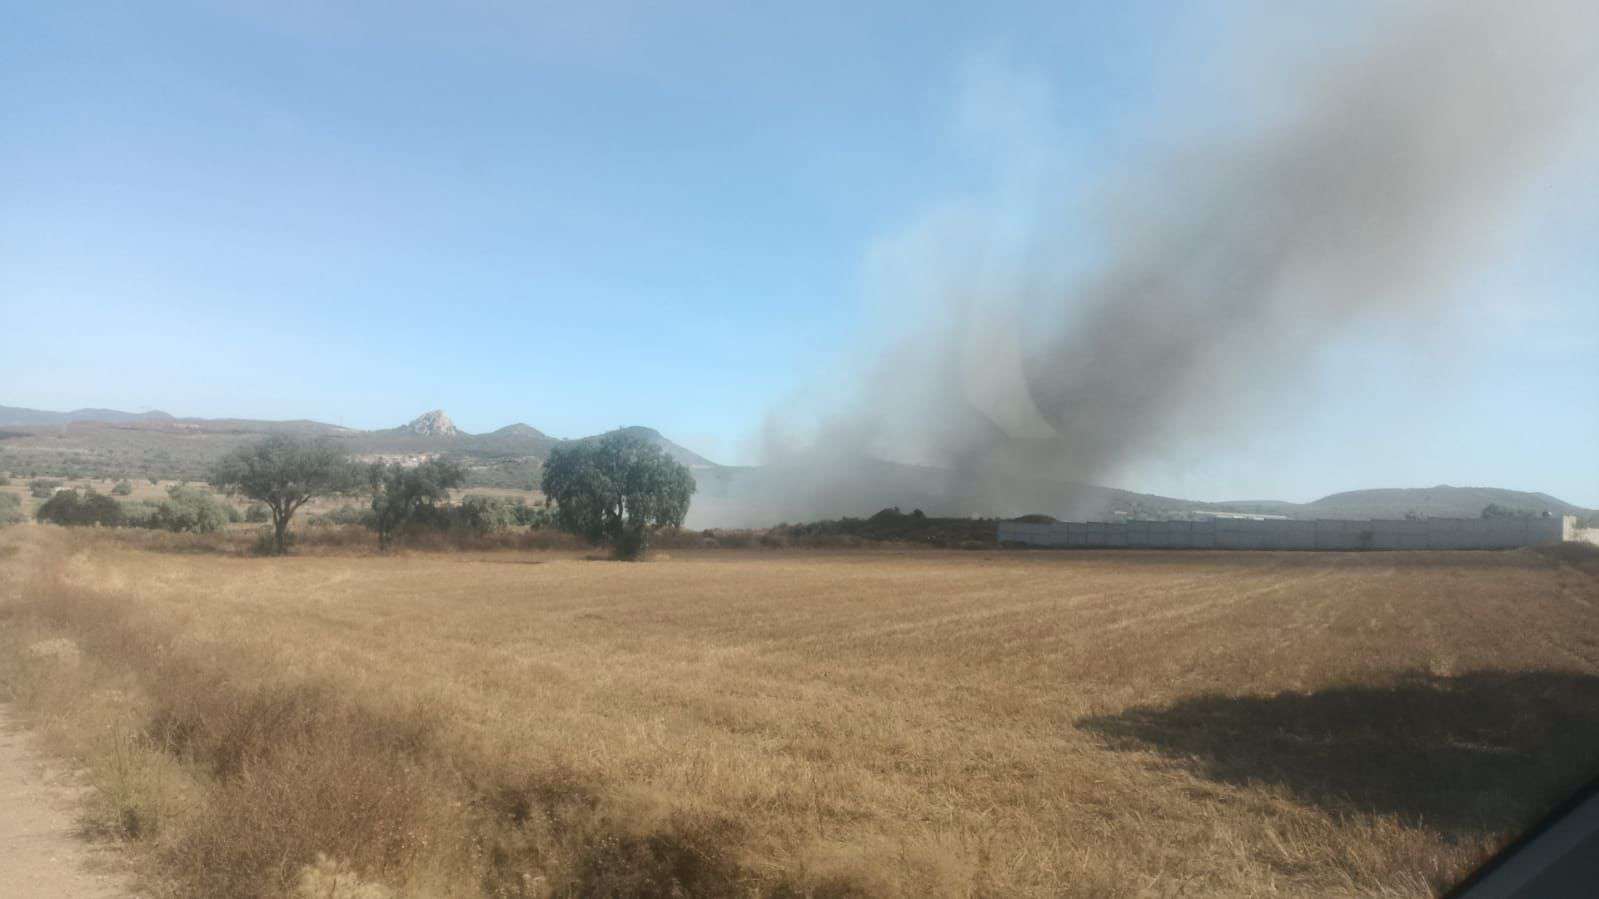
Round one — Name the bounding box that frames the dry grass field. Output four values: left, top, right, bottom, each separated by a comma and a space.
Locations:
2, 526, 1598, 898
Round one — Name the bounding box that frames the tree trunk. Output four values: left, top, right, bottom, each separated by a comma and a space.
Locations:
273, 510, 289, 555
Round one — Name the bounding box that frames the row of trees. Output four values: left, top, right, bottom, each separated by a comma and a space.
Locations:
207, 431, 695, 558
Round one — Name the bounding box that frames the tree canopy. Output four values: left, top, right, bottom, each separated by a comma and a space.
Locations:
35, 488, 123, 527
1481, 503, 1542, 520
209, 435, 358, 554
540, 431, 695, 559
368, 457, 466, 549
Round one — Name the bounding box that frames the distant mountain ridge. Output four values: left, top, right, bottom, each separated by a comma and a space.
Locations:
0, 405, 175, 427
0, 406, 713, 489
0, 404, 713, 474
0, 403, 1589, 524
1213, 486, 1590, 520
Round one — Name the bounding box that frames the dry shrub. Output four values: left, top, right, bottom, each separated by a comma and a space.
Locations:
570, 813, 746, 898
173, 733, 448, 897
1537, 541, 1599, 578
81, 724, 192, 842
466, 775, 750, 898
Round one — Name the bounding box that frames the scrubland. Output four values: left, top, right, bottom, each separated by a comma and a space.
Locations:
2, 527, 1598, 898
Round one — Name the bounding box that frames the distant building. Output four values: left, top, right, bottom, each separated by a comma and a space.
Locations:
355, 452, 436, 468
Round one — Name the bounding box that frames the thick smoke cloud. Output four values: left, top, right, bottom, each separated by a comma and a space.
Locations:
701, 1, 1599, 528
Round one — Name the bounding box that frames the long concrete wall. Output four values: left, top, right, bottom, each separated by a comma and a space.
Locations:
998, 515, 1576, 550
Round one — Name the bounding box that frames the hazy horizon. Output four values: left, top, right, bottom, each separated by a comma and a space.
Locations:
6, 1, 1596, 508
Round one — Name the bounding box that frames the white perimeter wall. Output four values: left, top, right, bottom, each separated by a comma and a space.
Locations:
998, 515, 1576, 550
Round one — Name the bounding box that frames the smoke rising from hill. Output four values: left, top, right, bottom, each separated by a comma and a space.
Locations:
746, 1, 1599, 523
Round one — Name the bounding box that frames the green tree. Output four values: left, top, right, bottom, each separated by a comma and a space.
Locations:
368, 458, 466, 550
111, 479, 134, 496
209, 436, 358, 554
36, 489, 123, 527
149, 485, 232, 534
540, 432, 695, 559
1482, 503, 1538, 520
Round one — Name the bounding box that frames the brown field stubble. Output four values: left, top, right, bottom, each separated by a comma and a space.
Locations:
2, 526, 1598, 897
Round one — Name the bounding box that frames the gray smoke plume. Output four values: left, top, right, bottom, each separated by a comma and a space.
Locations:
702, 1, 1599, 527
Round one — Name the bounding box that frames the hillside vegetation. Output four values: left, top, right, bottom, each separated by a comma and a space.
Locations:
0, 405, 1590, 523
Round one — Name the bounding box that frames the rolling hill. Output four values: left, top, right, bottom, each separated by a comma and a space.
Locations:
0, 405, 176, 427
1214, 486, 1588, 521
0, 406, 713, 492
0, 403, 1589, 526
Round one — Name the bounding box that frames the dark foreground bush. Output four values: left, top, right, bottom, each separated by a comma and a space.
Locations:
36, 488, 123, 527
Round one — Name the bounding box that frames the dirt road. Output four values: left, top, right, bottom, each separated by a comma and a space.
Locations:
0, 705, 131, 898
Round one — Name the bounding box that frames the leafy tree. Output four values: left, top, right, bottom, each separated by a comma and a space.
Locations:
540, 431, 695, 559
36, 489, 123, 527
244, 502, 271, 523
111, 479, 134, 496
29, 478, 62, 499
209, 436, 358, 554
367, 458, 466, 549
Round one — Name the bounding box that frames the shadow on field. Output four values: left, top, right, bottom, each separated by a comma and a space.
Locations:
1078, 670, 1599, 834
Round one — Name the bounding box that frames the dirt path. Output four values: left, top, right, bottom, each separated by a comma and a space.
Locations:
0, 705, 132, 898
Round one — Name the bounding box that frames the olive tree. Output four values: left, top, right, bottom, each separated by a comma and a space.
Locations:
367, 457, 466, 549
209, 436, 357, 554
540, 431, 695, 559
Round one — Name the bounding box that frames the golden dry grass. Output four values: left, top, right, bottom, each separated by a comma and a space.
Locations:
2, 526, 1598, 897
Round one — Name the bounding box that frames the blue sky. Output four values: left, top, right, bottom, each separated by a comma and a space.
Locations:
3, 2, 1595, 506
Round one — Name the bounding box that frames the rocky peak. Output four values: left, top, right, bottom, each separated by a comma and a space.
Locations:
402, 409, 460, 436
